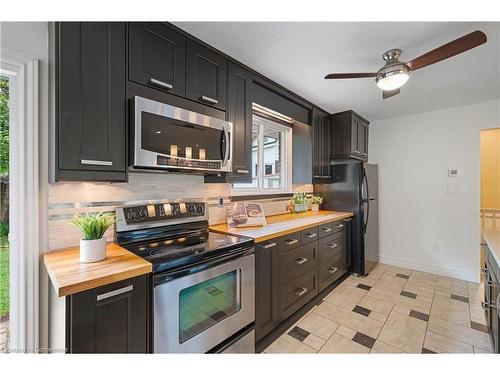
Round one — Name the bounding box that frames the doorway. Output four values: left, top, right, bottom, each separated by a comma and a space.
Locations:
480, 128, 500, 232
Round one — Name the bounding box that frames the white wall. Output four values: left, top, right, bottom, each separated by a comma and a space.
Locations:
369, 99, 500, 282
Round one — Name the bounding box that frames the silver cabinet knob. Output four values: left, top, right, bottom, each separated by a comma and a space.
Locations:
285, 239, 299, 246
327, 267, 338, 274
295, 287, 308, 297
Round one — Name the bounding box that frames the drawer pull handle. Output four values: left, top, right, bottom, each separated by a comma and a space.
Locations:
97, 285, 133, 301
327, 267, 338, 274
322, 228, 332, 233
295, 287, 308, 297
263, 242, 277, 249
150, 78, 173, 90
305, 233, 317, 239
81, 159, 113, 166
236, 169, 249, 174
200, 95, 219, 105
285, 239, 299, 246
295, 257, 308, 265
334, 224, 344, 229
328, 242, 338, 249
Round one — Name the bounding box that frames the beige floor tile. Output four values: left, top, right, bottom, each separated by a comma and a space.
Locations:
264, 333, 317, 354
370, 340, 405, 353
407, 270, 440, 290
370, 311, 388, 323
427, 316, 492, 351
303, 334, 326, 350
377, 310, 427, 353
372, 273, 408, 294
430, 291, 470, 327
392, 304, 428, 317
358, 295, 394, 316
473, 346, 492, 353
402, 282, 435, 301
468, 282, 485, 302
335, 325, 357, 340
423, 330, 473, 353
343, 274, 381, 287
376, 264, 412, 278
319, 333, 370, 354
297, 312, 339, 340
367, 286, 432, 314
324, 283, 367, 310
314, 301, 384, 338
469, 304, 487, 326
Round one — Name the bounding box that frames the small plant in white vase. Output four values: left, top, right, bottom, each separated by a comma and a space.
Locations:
310, 195, 323, 212
70, 212, 115, 263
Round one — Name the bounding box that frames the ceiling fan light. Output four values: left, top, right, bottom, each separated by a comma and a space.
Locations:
376, 72, 409, 91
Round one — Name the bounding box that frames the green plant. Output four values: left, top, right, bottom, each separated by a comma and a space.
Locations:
311, 195, 323, 205
0, 77, 9, 180
0, 221, 8, 238
0, 248, 8, 319
293, 192, 307, 205
70, 212, 115, 240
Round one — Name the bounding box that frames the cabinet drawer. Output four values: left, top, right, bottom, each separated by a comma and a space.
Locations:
278, 241, 318, 286
279, 232, 301, 250
319, 252, 345, 291
278, 268, 318, 321
300, 226, 319, 244
332, 220, 346, 234
318, 222, 334, 238
319, 232, 344, 262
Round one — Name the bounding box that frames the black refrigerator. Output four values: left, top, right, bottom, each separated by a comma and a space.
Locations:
314, 162, 379, 276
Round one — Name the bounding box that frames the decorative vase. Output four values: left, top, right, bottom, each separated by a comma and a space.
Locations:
293, 203, 307, 213
311, 204, 320, 212
80, 238, 106, 263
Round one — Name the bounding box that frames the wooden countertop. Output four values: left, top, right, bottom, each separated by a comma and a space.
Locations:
482, 229, 500, 268
43, 242, 152, 297
209, 210, 353, 243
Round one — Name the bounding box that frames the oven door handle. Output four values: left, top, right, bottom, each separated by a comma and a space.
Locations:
153, 246, 254, 287
222, 124, 230, 167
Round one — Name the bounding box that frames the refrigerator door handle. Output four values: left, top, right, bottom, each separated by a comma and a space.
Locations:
364, 200, 370, 233
363, 168, 370, 201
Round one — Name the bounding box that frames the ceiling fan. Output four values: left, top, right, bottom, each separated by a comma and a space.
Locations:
324, 30, 487, 99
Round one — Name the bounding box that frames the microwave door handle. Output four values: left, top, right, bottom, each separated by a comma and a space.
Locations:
222, 125, 230, 167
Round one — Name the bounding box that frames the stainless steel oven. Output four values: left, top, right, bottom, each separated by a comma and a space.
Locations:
132, 96, 233, 173
153, 248, 255, 353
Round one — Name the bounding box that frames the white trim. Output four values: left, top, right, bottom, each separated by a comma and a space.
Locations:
371, 252, 479, 283
1, 52, 41, 352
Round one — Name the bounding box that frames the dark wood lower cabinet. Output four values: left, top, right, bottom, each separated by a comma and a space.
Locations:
255, 219, 351, 344
66, 275, 150, 353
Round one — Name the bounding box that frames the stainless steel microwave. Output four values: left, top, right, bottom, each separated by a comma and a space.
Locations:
132, 96, 233, 173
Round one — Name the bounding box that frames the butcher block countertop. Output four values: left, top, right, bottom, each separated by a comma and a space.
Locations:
209, 210, 353, 243
43, 242, 152, 297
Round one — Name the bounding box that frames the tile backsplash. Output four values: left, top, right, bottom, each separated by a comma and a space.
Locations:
48, 171, 312, 250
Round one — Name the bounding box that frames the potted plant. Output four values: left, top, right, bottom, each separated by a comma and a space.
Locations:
291, 192, 308, 213
310, 195, 323, 212
70, 212, 115, 263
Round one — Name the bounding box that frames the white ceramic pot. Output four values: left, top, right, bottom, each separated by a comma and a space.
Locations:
80, 238, 106, 263
311, 204, 320, 212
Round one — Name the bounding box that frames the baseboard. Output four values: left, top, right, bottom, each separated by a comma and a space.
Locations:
369, 253, 479, 283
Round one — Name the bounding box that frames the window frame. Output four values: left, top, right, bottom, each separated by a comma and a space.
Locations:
232, 114, 292, 196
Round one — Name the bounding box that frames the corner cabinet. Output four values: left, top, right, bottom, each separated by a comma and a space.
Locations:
312, 108, 332, 183
66, 275, 150, 353
55, 22, 127, 182
330, 110, 370, 162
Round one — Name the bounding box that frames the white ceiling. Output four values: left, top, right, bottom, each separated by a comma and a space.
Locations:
174, 22, 500, 121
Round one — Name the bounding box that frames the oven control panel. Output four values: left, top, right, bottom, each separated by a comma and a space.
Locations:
121, 202, 206, 224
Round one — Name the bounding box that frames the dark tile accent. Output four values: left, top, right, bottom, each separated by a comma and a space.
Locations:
409, 310, 429, 322
357, 283, 372, 291
396, 273, 410, 279
288, 326, 310, 342
353, 305, 372, 317
422, 348, 437, 354
352, 332, 376, 349
471, 321, 489, 333
400, 290, 417, 299
450, 294, 469, 303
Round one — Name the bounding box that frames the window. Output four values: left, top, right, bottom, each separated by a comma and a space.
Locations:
233, 114, 292, 194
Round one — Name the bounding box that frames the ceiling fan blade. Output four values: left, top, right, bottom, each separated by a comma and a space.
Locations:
407, 30, 487, 71
383, 88, 400, 99
324, 73, 377, 79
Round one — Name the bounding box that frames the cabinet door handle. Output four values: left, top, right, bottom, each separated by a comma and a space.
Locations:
200, 95, 218, 105
81, 159, 113, 166
353, 150, 361, 154
295, 287, 308, 297
305, 233, 317, 239
334, 223, 344, 229
313, 175, 322, 178
322, 228, 332, 233
150, 78, 173, 90
328, 242, 338, 249
327, 267, 338, 274
285, 239, 299, 246
236, 169, 249, 174
295, 257, 308, 265
263, 242, 277, 249
97, 285, 133, 301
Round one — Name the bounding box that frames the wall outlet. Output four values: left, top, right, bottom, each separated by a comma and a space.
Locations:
218, 196, 224, 207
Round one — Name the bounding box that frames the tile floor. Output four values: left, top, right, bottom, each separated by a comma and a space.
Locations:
264, 263, 493, 354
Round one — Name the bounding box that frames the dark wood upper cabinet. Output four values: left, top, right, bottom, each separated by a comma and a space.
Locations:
66, 275, 150, 353
186, 39, 227, 111
331, 110, 370, 162
312, 108, 332, 183
56, 22, 127, 182
128, 22, 186, 96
